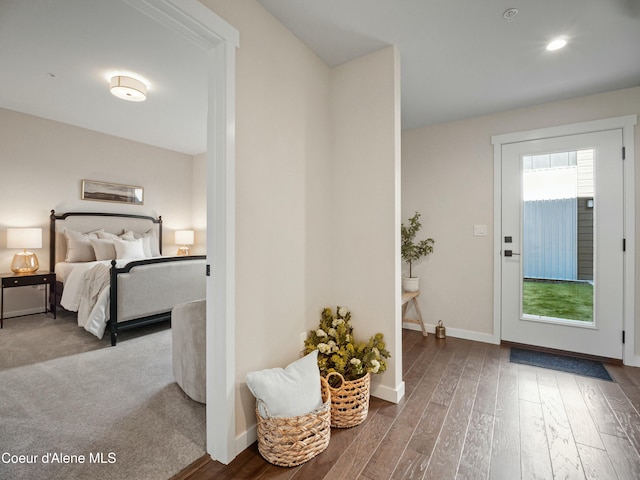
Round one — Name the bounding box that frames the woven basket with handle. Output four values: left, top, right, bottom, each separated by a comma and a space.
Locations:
255, 376, 331, 467
326, 371, 370, 428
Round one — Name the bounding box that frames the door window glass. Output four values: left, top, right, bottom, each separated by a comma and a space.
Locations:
522, 150, 594, 323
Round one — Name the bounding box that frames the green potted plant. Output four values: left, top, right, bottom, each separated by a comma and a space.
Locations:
401, 211, 434, 292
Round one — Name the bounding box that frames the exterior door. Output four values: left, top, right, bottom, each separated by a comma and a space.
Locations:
501, 129, 624, 359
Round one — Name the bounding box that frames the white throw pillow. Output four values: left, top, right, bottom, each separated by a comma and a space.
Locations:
246, 350, 323, 418
126, 229, 160, 257
90, 238, 117, 261
113, 237, 146, 260
64, 228, 103, 262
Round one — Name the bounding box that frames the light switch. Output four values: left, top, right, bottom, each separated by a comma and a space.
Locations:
473, 224, 487, 236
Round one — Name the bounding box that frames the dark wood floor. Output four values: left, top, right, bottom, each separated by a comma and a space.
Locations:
172, 330, 640, 480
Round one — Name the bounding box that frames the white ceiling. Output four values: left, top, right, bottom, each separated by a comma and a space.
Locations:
258, 0, 640, 130
1, 0, 638, 155
0, 0, 208, 155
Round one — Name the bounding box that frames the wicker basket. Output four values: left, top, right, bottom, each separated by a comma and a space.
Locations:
255, 376, 331, 467
326, 372, 370, 428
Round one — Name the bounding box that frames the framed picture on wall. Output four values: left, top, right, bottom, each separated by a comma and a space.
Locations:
81, 179, 144, 205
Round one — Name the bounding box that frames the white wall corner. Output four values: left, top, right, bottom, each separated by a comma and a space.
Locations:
329, 45, 402, 408
371, 380, 405, 404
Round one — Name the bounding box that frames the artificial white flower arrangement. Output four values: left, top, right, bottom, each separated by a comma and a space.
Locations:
305, 306, 390, 385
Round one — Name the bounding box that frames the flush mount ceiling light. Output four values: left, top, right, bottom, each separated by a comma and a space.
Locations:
110, 75, 147, 102
546, 37, 568, 51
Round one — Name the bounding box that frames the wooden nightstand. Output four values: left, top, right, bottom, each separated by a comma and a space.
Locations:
1, 271, 56, 328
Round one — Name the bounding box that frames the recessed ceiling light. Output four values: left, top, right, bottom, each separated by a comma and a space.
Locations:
110, 75, 147, 102
503, 8, 519, 21
546, 37, 568, 51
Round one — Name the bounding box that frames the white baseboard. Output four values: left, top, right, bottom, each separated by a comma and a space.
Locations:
235, 423, 257, 456
405, 324, 640, 364
402, 322, 427, 333
3, 307, 47, 318
625, 355, 640, 367
371, 380, 405, 404
403, 322, 498, 345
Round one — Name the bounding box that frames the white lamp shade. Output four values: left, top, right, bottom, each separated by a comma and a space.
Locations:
175, 230, 194, 245
7, 228, 42, 249
110, 75, 147, 102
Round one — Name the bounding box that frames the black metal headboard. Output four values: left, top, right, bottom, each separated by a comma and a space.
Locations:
49, 210, 163, 271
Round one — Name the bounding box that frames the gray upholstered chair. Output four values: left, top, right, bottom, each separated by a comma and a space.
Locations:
172, 299, 206, 403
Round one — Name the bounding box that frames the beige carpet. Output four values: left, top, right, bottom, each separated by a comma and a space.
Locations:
0, 310, 169, 370
0, 312, 205, 480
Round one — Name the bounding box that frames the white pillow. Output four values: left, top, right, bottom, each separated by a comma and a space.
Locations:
144, 230, 161, 257
113, 237, 146, 260
90, 238, 116, 261
140, 236, 152, 258
64, 228, 103, 262
246, 350, 323, 418
126, 230, 160, 257
97, 230, 135, 241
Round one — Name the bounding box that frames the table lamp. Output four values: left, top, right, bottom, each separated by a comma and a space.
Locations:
7, 228, 42, 273
175, 230, 194, 256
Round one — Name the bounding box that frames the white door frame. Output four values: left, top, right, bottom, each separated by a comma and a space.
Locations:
491, 115, 638, 366
124, 0, 240, 464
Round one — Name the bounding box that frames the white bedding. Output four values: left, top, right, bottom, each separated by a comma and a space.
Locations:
55, 255, 205, 342
57, 260, 127, 339
54, 261, 82, 284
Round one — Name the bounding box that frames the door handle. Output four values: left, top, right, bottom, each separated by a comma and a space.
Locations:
504, 250, 521, 257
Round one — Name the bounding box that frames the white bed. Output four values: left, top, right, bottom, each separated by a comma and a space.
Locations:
50, 210, 206, 345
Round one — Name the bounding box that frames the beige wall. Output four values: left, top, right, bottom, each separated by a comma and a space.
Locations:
192, 153, 207, 255
330, 46, 403, 400
402, 86, 640, 350
2, 0, 402, 452
202, 0, 402, 443
0, 108, 196, 315
202, 0, 334, 439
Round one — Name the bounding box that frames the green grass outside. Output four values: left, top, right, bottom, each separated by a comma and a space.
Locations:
522, 280, 593, 322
